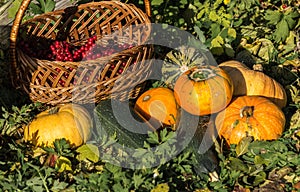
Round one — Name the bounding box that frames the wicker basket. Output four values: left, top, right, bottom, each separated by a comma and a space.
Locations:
9, 0, 153, 105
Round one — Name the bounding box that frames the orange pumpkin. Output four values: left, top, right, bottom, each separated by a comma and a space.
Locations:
174, 65, 233, 116
134, 87, 178, 126
219, 60, 287, 108
215, 96, 286, 145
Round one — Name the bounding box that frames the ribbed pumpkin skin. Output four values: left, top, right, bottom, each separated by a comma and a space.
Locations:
134, 87, 179, 126
219, 60, 287, 108
162, 46, 210, 88
174, 66, 233, 116
215, 96, 285, 145
24, 104, 92, 147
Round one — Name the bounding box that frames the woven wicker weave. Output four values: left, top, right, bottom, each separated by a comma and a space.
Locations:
9, 0, 153, 105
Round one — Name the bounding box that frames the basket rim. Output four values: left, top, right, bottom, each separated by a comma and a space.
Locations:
9, 0, 152, 89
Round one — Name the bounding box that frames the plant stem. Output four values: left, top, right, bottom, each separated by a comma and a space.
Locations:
189, 68, 216, 81
240, 106, 254, 118
28, 163, 50, 192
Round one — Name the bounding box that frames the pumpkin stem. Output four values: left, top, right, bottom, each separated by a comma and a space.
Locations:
189, 68, 216, 81
48, 107, 59, 115
240, 106, 254, 118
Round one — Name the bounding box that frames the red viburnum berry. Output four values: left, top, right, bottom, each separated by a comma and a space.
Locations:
282, 4, 287, 9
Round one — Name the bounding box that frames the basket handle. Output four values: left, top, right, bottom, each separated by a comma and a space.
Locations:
143, 0, 151, 17
9, 0, 151, 82
9, 0, 31, 78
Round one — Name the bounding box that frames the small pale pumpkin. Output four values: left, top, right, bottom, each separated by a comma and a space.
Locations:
215, 96, 285, 145
162, 45, 212, 88
24, 103, 92, 147
174, 65, 233, 116
134, 87, 178, 126
219, 60, 287, 108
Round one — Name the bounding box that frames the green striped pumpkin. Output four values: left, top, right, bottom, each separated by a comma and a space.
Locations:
162, 46, 209, 89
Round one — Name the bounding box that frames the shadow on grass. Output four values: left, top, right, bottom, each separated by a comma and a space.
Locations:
0, 25, 32, 110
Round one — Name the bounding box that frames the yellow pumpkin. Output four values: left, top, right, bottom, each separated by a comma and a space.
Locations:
134, 87, 178, 126
215, 96, 285, 145
24, 103, 92, 147
174, 65, 233, 116
219, 60, 287, 108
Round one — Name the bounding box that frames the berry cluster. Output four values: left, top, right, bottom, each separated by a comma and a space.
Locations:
19, 40, 52, 60
19, 36, 136, 87
49, 36, 98, 61
20, 36, 134, 61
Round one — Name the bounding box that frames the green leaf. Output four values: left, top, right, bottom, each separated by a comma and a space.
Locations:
248, 140, 269, 154
55, 156, 72, 172
132, 148, 147, 158
221, 18, 231, 28
197, 8, 206, 19
29, 2, 43, 15
253, 38, 275, 62
229, 157, 248, 172
37, 0, 46, 12
180, 0, 188, 6
105, 163, 122, 174
227, 28, 236, 39
50, 180, 68, 191
240, 0, 258, 9
76, 144, 100, 163
151, 183, 170, 192
253, 171, 266, 186
28, 0, 55, 14
224, 43, 235, 57
236, 137, 252, 157
259, 153, 280, 169
284, 10, 300, 29
265, 10, 283, 25
281, 32, 297, 55
160, 128, 176, 143
211, 35, 224, 47
152, 0, 164, 6
254, 155, 271, 166
146, 131, 160, 144
133, 173, 145, 189
240, 24, 257, 38
211, 47, 224, 56
112, 182, 130, 192
213, 0, 223, 9
7, 0, 22, 18
193, 26, 206, 43
211, 23, 221, 38
209, 11, 219, 22
26, 176, 43, 188
274, 19, 289, 43
210, 35, 224, 55
44, 0, 55, 13
269, 140, 288, 152
52, 138, 72, 157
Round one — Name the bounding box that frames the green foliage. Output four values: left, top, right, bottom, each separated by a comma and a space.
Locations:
0, 102, 43, 137
7, 0, 21, 18
144, 0, 300, 65
0, 99, 299, 191
210, 134, 300, 191
8, 0, 55, 20
265, 8, 300, 43
29, 0, 55, 15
